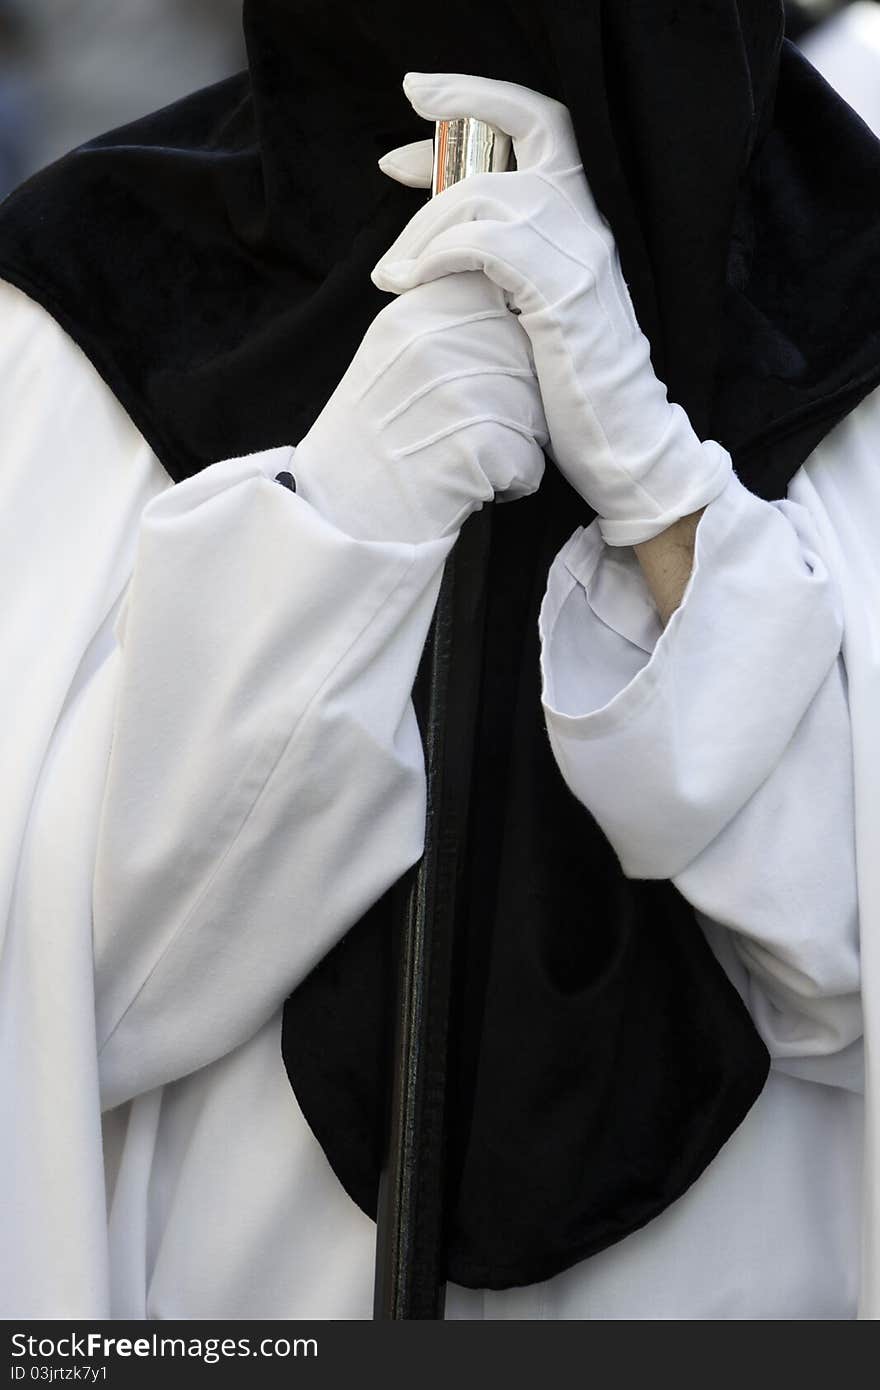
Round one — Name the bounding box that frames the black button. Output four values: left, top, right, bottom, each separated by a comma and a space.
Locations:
274, 470, 297, 493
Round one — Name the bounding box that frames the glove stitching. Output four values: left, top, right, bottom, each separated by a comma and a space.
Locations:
379, 365, 535, 427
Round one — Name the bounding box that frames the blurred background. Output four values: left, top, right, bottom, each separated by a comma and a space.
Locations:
0, 1, 878, 203
0, 0, 245, 199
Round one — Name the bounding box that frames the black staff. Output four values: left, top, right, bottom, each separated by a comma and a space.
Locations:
374, 117, 512, 1320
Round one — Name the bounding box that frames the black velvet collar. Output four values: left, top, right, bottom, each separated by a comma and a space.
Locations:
1, 0, 876, 1288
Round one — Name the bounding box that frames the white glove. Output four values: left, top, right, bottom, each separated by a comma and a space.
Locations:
292, 271, 548, 545
374, 73, 732, 547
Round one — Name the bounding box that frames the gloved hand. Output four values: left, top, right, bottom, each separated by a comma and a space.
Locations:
292, 271, 548, 545
374, 73, 732, 546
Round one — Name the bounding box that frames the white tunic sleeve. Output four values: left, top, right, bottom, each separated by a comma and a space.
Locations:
94, 454, 453, 1107
539, 471, 862, 1075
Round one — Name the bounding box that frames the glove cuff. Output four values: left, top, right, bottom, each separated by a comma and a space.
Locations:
598, 442, 733, 547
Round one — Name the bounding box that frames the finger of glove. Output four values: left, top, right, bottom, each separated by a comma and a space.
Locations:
454, 418, 546, 501
379, 127, 606, 244
403, 71, 575, 174
374, 218, 554, 323
378, 139, 434, 188
372, 169, 614, 306
491, 426, 546, 501
373, 173, 521, 287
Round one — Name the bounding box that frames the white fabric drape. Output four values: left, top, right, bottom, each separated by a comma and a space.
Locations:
541, 471, 862, 1076
801, 1, 880, 138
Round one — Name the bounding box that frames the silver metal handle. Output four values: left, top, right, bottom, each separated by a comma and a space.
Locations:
431, 117, 512, 196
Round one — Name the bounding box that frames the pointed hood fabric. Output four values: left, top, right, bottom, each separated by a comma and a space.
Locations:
0, 0, 877, 1287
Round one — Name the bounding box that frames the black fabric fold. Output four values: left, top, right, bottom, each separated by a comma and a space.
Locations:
1, 0, 876, 1288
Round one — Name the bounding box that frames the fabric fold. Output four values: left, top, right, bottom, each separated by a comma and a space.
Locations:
96, 452, 455, 1107
541, 473, 845, 879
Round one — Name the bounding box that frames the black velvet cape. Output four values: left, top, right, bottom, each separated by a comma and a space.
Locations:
1, 0, 879, 1289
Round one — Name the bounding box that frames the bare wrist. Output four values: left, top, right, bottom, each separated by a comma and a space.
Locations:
633, 508, 705, 626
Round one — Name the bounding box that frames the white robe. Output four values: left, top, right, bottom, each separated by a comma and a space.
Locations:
0, 278, 869, 1319
801, 1, 880, 139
